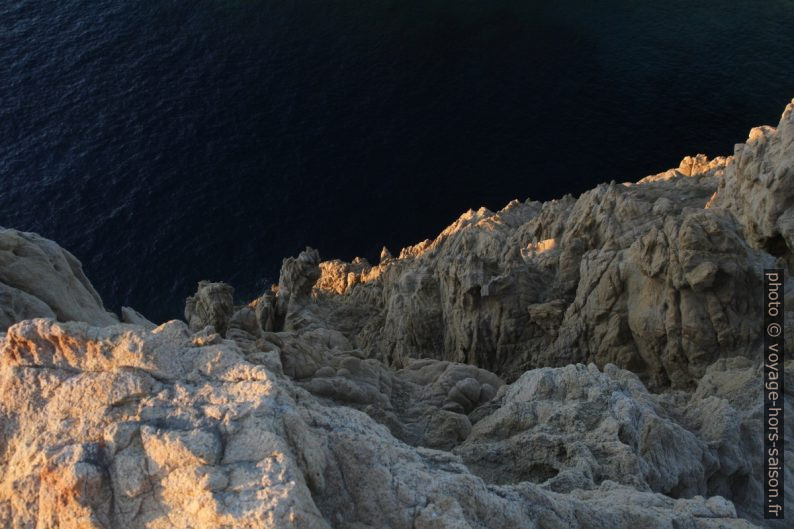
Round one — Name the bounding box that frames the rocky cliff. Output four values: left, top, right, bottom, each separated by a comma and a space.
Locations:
1, 100, 793, 529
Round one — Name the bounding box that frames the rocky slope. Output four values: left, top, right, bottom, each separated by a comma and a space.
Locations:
279, 103, 794, 393
0, 99, 793, 528
0, 229, 118, 331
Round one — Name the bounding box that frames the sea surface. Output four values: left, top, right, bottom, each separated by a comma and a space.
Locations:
1, 0, 793, 322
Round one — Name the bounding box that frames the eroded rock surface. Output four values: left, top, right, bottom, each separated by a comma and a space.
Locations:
0, 320, 770, 529
709, 102, 794, 263
287, 100, 794, 392
455, 360, 793, 527
0, 228, 118, 331
184, 281, 235, 335
1, 100, 794, 528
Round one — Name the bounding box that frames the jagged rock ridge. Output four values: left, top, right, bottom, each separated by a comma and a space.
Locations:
262, 102, 794, 392
0, 100, 793, 528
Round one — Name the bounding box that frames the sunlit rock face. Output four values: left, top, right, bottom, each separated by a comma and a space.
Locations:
0, 100, 793, 528
298, 100, 794, 392
0, 319, 780, 529
708, 102, 794, 264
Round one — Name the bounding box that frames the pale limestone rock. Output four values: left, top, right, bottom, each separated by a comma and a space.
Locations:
709, 99, 794, 262
279, 247, 321, 300
184, 280, 235, 335
453, 360, 793, 528
316, 258, 376, 295
552, 206, 768, 389
0, 320, 327, 529
120, 306, 156, 329
251, 326, 501, 450
677, 358, 794, 527
0, 228, 118, 331
275, 247, 322, 331
226, 305, 262, 350
0, 320, 761, 529
455, 363, 714, 494
0, 281, 56, 329
290, 101, 794, 390
251, 289, 277, 332
3, 100, 794, 529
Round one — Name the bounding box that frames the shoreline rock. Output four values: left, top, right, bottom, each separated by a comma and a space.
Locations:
0, 318, 781, 528
0, 228, 119, 331
1, 99, 794, 528
291, 100, 794, 392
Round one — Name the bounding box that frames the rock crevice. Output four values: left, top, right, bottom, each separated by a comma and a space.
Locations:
1, 99, 794, 528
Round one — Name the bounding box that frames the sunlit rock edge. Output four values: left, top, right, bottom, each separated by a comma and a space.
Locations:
1, 99, 793, 528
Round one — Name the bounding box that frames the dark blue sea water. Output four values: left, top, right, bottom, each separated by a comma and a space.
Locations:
1, 1, 793, 322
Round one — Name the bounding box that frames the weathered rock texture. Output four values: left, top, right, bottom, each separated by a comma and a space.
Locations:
709, 102, 794, 263
1, 100, 794, 528
184, 280, 236, 335
455, 359, 793, 525
282, 100, 794, 393
0, 228, 118, 332
0, 319, 777, 529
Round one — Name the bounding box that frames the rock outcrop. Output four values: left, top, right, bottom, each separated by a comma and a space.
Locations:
455, 359, 793, 524
0, 319, 774, 529
1, 99, 794, 528
288, 100, 794, 393
0, 228, 118, 332
709, 102, 794, 263
184, 280, 235, 335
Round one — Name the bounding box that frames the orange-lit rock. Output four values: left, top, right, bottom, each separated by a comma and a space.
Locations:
2, 100, 794, 529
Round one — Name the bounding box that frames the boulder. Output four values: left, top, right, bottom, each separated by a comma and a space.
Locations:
0, 228, 118, 331
0, 319, 764, 529
184, 280, 235, 335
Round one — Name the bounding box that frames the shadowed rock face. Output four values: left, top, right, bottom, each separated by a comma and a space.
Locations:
0, 228, 119, 331
0, 100, 793, 528
0, 319, 781, 529
453, 359, 793, 525
184, 280, 235, 335
293, 100, 794, 392
709, 103, 794, 263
